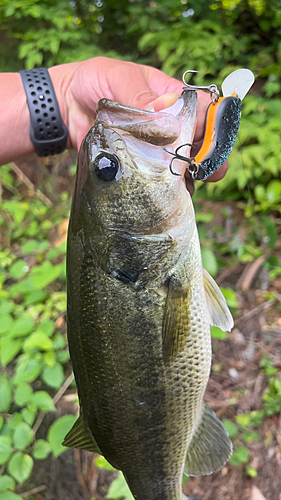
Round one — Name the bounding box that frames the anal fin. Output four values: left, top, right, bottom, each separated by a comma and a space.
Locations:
63, 410, 102, 454
185, 403, 232, 476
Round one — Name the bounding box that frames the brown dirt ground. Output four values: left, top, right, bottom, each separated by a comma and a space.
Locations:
12, 156, 281, 500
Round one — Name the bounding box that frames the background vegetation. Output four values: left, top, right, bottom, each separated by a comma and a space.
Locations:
0, 1, 280, 499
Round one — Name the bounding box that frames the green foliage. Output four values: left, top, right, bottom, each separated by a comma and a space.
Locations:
106, 472, 133, 500
211, 325, 228, 340
223, 419, 238, 437
1, 2, 281, 496
47, 415, 77, 458
0, 164, 75, 493
229, 445, 250, 466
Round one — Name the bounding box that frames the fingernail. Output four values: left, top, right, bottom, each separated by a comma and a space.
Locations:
145, 104, 155, 112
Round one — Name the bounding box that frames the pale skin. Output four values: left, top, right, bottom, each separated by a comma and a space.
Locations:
0, 57, 227, 195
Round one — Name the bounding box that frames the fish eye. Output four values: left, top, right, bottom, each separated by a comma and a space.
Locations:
93, 152, 120, 181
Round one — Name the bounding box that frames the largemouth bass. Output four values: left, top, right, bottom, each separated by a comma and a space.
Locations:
64, 90, 234, 500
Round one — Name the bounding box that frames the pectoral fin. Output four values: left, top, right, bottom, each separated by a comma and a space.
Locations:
63, 409, 102, 454
162, 276, 191, 363
203, 268, 234, 332
185, 403, 232, 476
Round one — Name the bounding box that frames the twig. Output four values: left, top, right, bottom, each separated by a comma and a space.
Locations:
234, 299, 275, 324
205, 398, 238, 409
240, 255, 266, 292
33, 373, 75, 435
231, 379, 256, 390
10, 162, 53, 207
74, 449, 91, 499
21, 485, 47, 498
216, 265, 241, 284
53, 372, 75, 405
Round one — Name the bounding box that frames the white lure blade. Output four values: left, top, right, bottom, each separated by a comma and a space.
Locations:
222, 68, 255, 100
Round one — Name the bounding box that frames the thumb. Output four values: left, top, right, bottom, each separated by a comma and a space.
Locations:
107, 63, 159, 109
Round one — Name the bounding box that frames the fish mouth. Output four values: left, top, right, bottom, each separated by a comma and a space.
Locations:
96, 91, 198, 163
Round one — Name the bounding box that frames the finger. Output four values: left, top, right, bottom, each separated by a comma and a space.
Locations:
107, 62, 159, 109
185, 176, 195, 196
194, 90, 211, 143
142, 65, 183, 96
205, 161, 229, 182
146, 93, 179, 112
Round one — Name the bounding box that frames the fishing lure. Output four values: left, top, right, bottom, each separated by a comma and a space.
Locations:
166, 68, 255, 180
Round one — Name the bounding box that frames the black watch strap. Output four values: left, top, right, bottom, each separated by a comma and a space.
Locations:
20, 68, 68, 157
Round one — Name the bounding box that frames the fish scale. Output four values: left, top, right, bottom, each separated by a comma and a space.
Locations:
65, 90, 234, 500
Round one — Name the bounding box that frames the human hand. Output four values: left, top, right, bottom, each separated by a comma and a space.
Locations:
49, 57, 228, 194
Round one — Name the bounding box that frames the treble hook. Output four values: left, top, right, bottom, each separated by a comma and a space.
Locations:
164, 143, 199, 179
182, 70, 220, 103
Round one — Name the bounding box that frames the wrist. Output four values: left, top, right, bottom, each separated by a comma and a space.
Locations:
0, 73, 34, 165
48, 63, 80, 150
20, 68, 69, 156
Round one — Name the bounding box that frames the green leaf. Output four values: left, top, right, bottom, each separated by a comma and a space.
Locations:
95, 455, 116, 471
14, 384, 33, 407
201, 248, 218, 277
21, 407, 36, 426
0, 337, 21, 367
50, 38, 60, 54
0, 492, 23, 500
39, 319, 55, 337
31, 261, 63, 289
266, 180, 281, 205
47, 415, 77, 457
0, 376, 12, 412
30, 391, 55, 412
243, 431, 260, 442
14, 357, 41, 384
21, 240, 41, 254
0, 301, 14, 314
8, 452, 33, 484
43, 350, 56, 368
229, 446, 250, 466
9, 260, 29, 280
7, 414, 23, 432
29, 4, 41, 17
32, 439, 51, 460
0, 475, 15, 492
0, 436, 13, 465
42, 363, 64, 389
106, 472, 133, 499
211, 325, 228, 340
222, 419, 238, 437
0, 314, 13, 335
245, 465, 258, 477
10, 315, 35, 338
13, 423, 34, 451
220, 288, 238, 310
23, 331, 53, 351
24, 290, 48, 306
